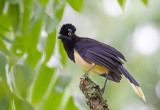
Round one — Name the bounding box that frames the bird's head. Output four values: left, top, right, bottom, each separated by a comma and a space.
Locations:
58, 24, 76, 41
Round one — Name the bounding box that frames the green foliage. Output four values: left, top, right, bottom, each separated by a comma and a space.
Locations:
14, 96, 34, 110
13, 64, 32, 99
45, 31, 56, 61
118, 0, 148, 9
142, 0, 148, 5
118, 0, 127, 9
66, 0, 83, 12
31, 64, 55, 105
0, 53, 7, 77
64, 97, 78, 110
43, 92, 63, 110
0, 0, 158, 110
0, 0, 82, 109
59, 41, 67, 66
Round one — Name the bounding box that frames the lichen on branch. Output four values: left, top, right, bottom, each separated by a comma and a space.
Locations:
79, 76, 109, 110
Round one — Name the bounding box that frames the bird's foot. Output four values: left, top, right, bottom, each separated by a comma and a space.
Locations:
83, 74, 88, 78
101, 87, 105, 95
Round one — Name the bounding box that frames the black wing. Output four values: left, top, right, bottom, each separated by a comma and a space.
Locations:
85, 49, 118, 71
74, 37, 125, 82
74, 37, 125, 70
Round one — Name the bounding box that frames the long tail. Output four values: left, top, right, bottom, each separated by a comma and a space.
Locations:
118, 65, 146, 102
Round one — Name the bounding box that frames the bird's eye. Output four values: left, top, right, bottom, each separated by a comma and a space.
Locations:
68, 32, 71, 36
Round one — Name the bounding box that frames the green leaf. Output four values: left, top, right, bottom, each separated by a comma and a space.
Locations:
72, 95, 89, 110
55, 7, 64, 21
59, 41, 67, 66
45, 15, 58, 34
26, 50, 42, 69
0, 25, 11, 32
66, 0, 83, 12
26, 18, 43, 68
0, 11, 12, 32
22, 0, 31, 35
0, 94, 10, 110
0, 52, 7, 77
0, 53, 12, 109
11, 35, 25, 57
0, 33, 15, 44
0, 0, 5, 15
11, 2, 44, 67
40, 0, 49, 6
45, 31, 56, 62
7, 0, 21, 4
142, 0, 148, 5
9, 4, 20, 32
54, 75, 71, 93
14, 96, 34, 110
28, 3, 44, 32
53, 0, 65, 21
0, 38, 6, 50
64, 96, 78, 110
42, 75, 63, 110
43, 92, 63, 110
117, 0, 126, 9
12, 7, 43, 60
13, 64, 33, 99
31, 64, 55, 105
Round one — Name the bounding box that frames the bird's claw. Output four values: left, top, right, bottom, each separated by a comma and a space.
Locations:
101, 88, 105, 95
83, 74, 88, 78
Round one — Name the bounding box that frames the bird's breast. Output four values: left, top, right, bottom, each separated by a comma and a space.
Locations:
74, 49, 109, 74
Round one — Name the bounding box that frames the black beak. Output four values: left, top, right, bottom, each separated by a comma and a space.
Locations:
58, 35, 63, 39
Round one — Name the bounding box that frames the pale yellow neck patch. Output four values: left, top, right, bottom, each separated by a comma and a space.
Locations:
74, 49, 109, 75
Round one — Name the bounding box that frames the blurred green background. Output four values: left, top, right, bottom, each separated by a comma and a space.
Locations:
0, 0, 160, 110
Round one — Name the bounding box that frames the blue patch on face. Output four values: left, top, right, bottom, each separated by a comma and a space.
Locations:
68, 29, 72, 33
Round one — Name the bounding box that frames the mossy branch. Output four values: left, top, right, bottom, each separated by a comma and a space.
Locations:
79, 76, 109, 110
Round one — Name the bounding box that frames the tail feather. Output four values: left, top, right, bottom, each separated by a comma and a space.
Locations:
118, 65, 146, 102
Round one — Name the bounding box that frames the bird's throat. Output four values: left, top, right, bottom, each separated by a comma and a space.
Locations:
61, 40, 75, 62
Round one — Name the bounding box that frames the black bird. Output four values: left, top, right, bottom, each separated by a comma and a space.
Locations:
58, 24, 145, 101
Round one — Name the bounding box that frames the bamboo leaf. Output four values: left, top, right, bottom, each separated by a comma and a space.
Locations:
45, 31, 56, 62
117, 0, 126, 9
14, 96, 34, 110
53, 0, 65, 21
31, 64, 55, 105
0, 0, 5, 15
9, 4, 20, 32
0, 33, 15, 44
0, 13, 11, 31
66, 0, 83, 12
43, 92, 63, 110
54, 75, 71, 93
0, 53, 12, 110
13, 64, 33, 99
0, 39, 6, 50
64, 96, 78, 110
28, 3, 44, 32
55, 7, 64, 21
42, 76, 63, 110
45, 15, 58, 34
40, 0, 49, 6
59, 41, 67, 66
0, 53, 7, 77
26, 18, 43, 68
7, 0, 21, 4
142, 0, 148, 5
22, 0, 31, 35
0, 94, 10, 110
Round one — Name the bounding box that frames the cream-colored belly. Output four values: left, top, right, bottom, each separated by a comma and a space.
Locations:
74, 49, 109, 75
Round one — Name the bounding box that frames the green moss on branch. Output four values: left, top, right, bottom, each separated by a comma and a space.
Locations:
79, 76, 109, 110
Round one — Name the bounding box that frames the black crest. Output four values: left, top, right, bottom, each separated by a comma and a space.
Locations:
59, 24, 76, 35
